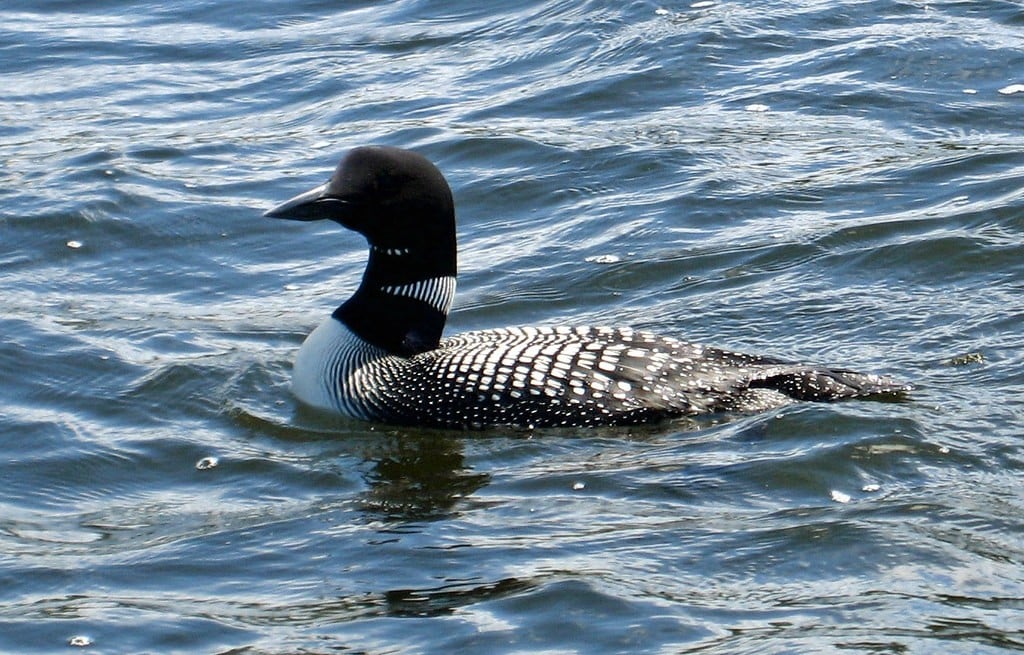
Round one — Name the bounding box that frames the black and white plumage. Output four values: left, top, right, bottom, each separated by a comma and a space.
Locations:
266, 146, 910, 429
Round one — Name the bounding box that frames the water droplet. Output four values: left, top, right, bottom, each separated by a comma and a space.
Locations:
66, 240, 83, 249
585, 254, 620, 264
830, 490, 851, 504
196, 456, 219, 470
572, 481, 585, 491
68, 635, 92, 647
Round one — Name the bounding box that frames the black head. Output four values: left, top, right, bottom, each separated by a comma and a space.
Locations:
265, 145, 455, 253
267, 146, 458, 357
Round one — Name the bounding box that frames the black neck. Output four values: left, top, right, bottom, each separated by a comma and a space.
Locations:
334, 243, 457, 357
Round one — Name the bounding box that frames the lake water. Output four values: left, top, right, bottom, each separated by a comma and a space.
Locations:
3, 1, 1024, 652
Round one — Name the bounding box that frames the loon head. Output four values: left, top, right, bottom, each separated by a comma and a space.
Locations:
265, 145, 455, 256
267, 146, 458, 357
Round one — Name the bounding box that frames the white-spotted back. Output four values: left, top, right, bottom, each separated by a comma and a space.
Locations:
289, 321, 910, 428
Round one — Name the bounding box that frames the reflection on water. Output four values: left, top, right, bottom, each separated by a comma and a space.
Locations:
357, 433, 492, 522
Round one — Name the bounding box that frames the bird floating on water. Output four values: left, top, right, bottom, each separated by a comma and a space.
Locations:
266, 145, 910, 429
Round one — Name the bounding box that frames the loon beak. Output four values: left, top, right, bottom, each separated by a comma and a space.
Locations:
265, 182, 344, 221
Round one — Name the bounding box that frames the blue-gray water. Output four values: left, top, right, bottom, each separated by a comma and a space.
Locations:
3, 1, 1024, 653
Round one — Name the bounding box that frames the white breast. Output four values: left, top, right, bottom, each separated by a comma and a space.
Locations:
291, 317, 391, 418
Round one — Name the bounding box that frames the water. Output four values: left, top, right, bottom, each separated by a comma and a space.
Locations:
3, 0, 1024, 652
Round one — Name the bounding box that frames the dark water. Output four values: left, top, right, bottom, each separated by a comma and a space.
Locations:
3, 1, 1024, 652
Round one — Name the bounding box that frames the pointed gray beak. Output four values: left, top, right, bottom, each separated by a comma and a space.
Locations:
265, 182, 336, 221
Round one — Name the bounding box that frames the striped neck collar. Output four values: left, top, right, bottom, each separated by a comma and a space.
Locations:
334, 240, 457, 357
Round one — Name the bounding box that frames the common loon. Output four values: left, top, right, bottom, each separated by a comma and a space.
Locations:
266, 145, 910, 429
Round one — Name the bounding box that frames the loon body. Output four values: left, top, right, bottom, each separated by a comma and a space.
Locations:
267, 146, 909, 429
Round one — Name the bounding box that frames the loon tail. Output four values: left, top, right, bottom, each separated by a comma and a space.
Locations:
750, 368, 913, 403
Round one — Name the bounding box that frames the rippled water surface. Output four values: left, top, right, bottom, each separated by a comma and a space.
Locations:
3, 1, 1024, 652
